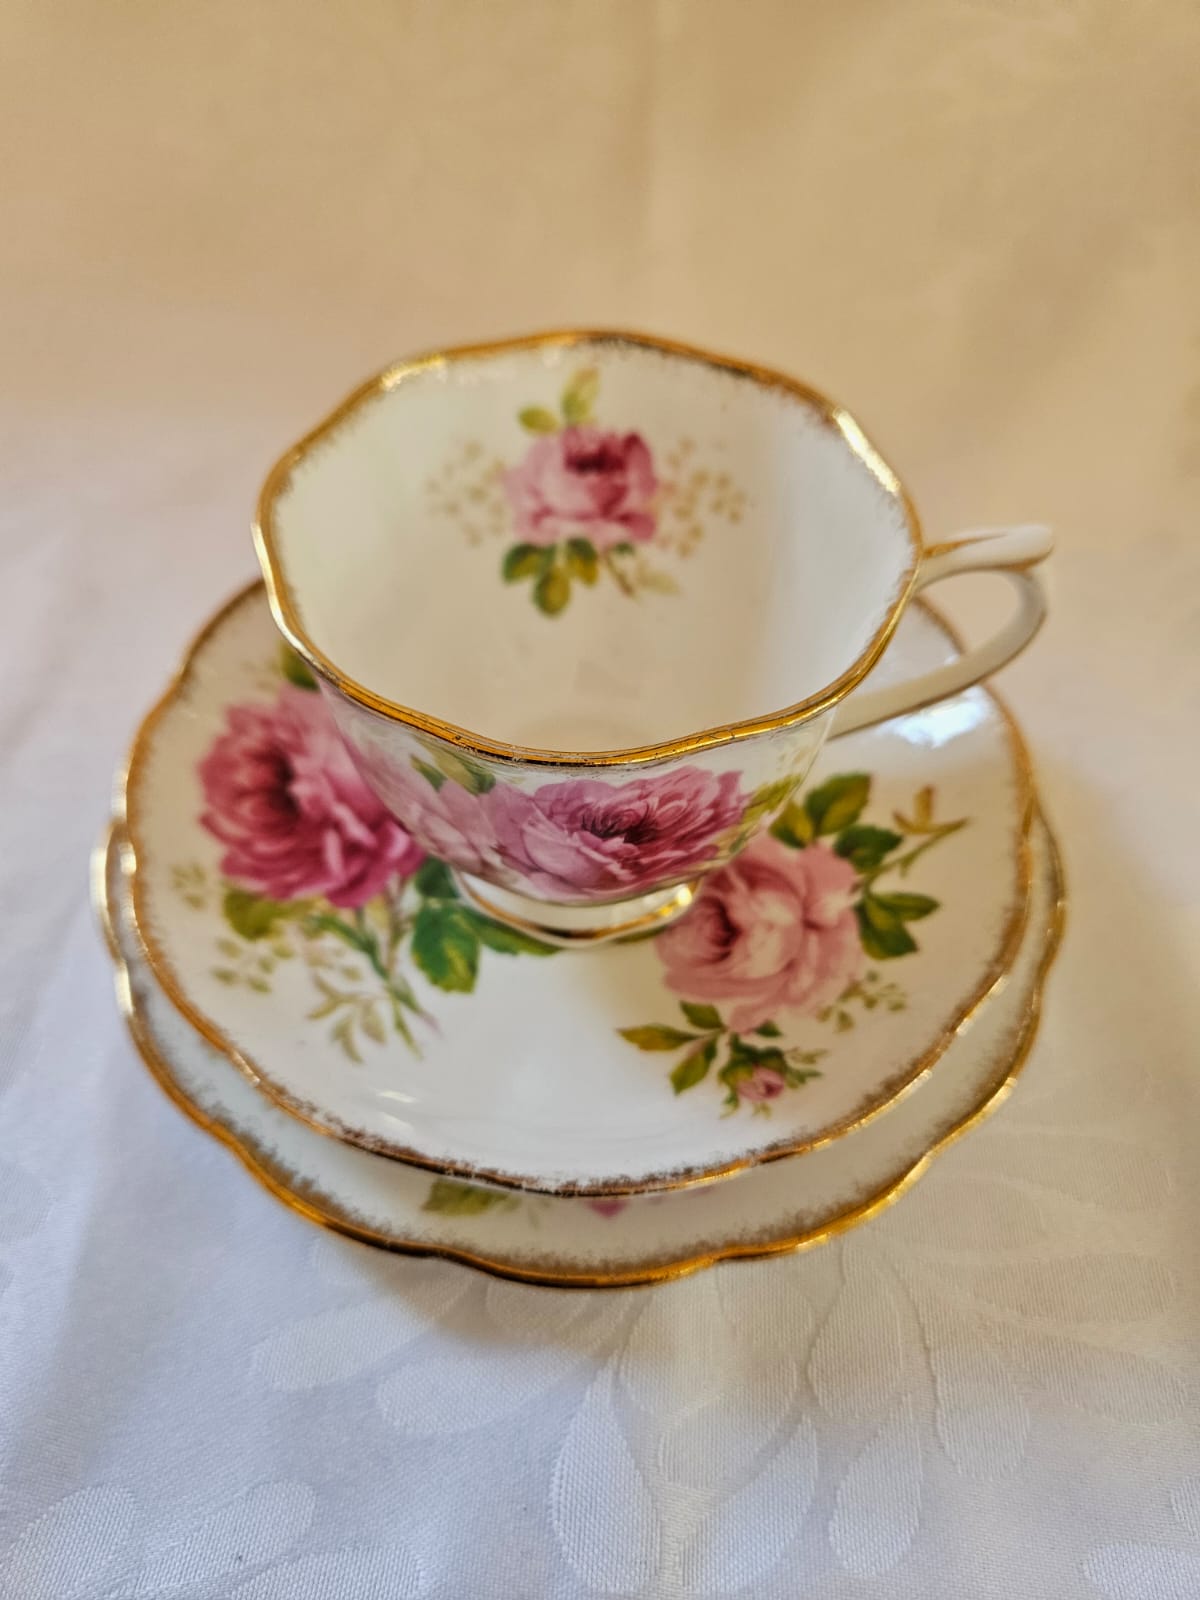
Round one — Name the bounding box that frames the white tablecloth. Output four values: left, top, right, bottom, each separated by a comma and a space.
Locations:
2, 4, 1198, 1595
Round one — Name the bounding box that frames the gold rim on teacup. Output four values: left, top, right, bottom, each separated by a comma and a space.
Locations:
254, 328, 926, 767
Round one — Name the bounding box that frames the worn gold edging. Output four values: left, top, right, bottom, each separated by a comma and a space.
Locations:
94, 817, 1065, 1290
119, 582, 1036, 1197
254, 328, 923, 768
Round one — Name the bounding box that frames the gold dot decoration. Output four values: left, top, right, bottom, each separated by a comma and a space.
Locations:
426, 439, 510, 547
656, 440, 749, 558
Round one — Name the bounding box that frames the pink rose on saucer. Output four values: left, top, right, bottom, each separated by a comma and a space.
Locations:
199, 687, 423, 908
735, 1065, 788, 1104
504, 426, 658, 549
488, 767, 745, 900
658, 835, 864, 1033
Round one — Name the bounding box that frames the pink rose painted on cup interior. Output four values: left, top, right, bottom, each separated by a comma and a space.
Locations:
199, 687, 423, 908
488, 767, 746, 900
658, 834, 864, 1034
504, 426, 658, 550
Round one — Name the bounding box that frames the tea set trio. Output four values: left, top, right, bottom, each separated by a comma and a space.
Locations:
96, 330, 1061, 1287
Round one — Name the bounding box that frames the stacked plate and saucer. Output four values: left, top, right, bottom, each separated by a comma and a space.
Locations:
96, 331, 1064, 1288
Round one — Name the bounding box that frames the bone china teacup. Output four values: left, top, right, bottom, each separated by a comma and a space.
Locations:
254, 330, 1050, 947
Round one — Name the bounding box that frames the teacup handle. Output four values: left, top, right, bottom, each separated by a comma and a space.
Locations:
830, 524, 1052, 737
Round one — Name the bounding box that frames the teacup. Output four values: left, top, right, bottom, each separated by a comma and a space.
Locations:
255, 330, 1050, 946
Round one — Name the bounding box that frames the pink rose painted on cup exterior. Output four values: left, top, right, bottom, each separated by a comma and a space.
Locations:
658, 835, 864, 1034
199, 687, 423, 908
334, 744, 744, 900
488, 767, 746, 900
505, 425, 658, 550
351, 749, 505, 880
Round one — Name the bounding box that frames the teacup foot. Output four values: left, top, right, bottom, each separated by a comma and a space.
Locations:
454, 872, 703, 949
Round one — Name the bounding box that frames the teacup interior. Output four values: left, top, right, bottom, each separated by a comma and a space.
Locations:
264, 336, 917, 753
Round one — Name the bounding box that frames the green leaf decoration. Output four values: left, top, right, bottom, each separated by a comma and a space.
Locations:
565, 537, 600, 585
518, 406, 559, 434
411, 756, 446, 791
534, 564, 571, 615
741, 776, 801, 833
412, 903, 481, 993
303, 911, 377, 963
432, 747, 496, 794
835, 824, 903, 872
502, 543, 553, 583
413, 857, 458, 900
332, 1011, 363, 1063
754, 1020, 783, 1038
279, 641, 318, 690
722, 1037, 789, 1076
462, 910, 558, 956
805, 773, 871, 836
770, 802, 815, 849
422, 1179, 516, 1216
671, 1038, 717, 1094
723, 1035, 763, 1072
755, 1048, 790, 1075
306, 984, 344, 1021
892, 784, 936, 833
561, 367, 600, 424
618, 1025, 700, 1051
782, 1062, 823, 1088
872, 890, 940, 921
223, 887, 290, 941
612, 541, 636, 557
680, 1000, 722, 1031
856, 894, 919, 960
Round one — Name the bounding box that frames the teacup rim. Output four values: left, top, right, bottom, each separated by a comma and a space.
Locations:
253, 327, 924, 768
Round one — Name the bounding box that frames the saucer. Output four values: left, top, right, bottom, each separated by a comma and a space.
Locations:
97, 814, 1063, 1288
121, 583, 1033, 1195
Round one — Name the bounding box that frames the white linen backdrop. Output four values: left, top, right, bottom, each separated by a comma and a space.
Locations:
0, 3, 1197, 1595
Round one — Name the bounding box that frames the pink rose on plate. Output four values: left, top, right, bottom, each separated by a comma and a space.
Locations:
199, 687, 423, 907
488, 767, 745, 900
658, 835, 864, 1034
504, 426, 658, 550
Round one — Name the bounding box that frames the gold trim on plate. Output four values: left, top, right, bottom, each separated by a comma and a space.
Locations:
94, 817, 1065, 1290
254, 328, 924, 768
119, 580, 1036, 1197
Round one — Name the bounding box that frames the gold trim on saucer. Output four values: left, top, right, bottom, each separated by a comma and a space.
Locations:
119, 581, 1036, 1198
254, 328, 924, 769
94, 817, 1065, 1291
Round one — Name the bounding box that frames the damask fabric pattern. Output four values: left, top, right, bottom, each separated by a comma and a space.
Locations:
1, 2, 1198, 1597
